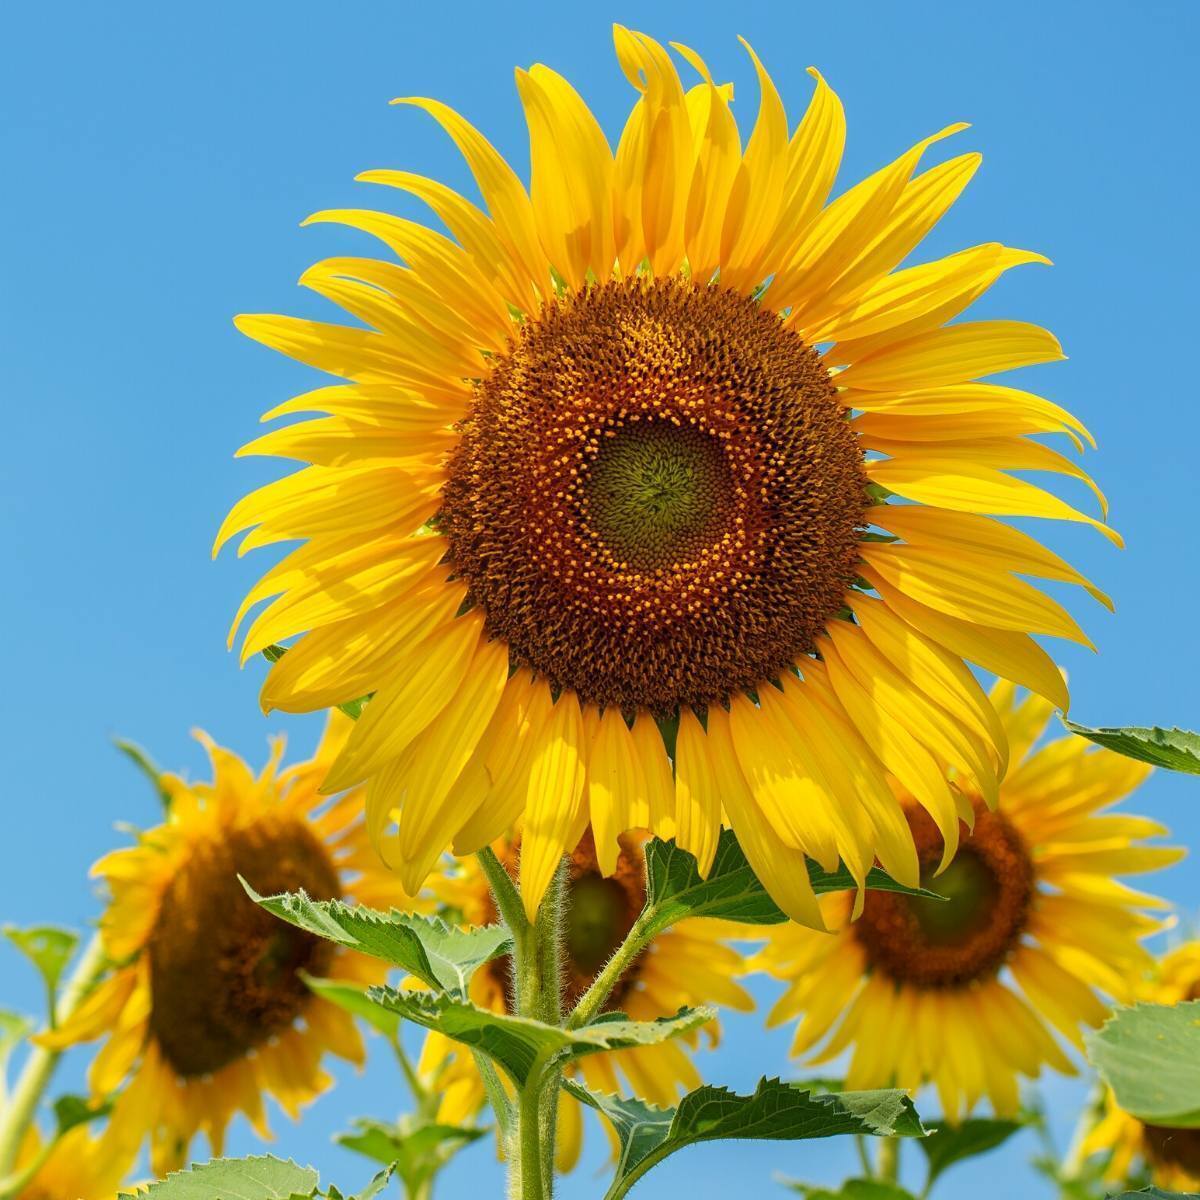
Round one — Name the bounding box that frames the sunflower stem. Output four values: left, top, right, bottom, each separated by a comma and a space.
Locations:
565, 908, 655, 1031
0, 932, 108, 1183
477, 847, 529, 941
876, 1135, 900, 1183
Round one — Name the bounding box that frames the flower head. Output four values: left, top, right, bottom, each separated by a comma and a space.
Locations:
221, 28, 1114, 924
755, 684, 1181, 1120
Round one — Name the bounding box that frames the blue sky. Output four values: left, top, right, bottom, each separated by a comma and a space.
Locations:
2, 1, 1198, 1196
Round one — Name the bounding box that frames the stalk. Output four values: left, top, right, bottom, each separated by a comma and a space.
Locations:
0, 933, 109, 1187
876, 1135, 900, 1184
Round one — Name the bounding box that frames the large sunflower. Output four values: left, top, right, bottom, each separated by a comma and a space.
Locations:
1082, 942, 1200, 1190
40, 714, 415, 1175
754, 684, 1181, 1121
220, 27, 1115, 924
418, 831, 752, 1171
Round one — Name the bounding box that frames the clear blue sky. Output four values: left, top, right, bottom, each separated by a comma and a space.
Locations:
2, 1, 1197, 1196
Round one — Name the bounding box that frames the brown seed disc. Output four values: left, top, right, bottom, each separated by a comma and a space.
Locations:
853, 802, 1035, 989
440, 276, 866, 714
147, 814, 340, 1078
1143, 1125, 1200, 1178
486, 831, 648, 1013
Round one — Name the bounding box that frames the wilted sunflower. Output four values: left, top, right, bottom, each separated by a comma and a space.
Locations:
1082, 942, 1200, 1190
418, 831, 752, 1170
754, 683, 1181, 1120
39, 715, 416, 1174
220, 27, 1114, 924
8, 1124, 131, 1200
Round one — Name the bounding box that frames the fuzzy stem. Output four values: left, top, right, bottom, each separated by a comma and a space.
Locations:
0, 933, 108, 1185
565, 909, 655, 1031
876, 1135, 900, 1184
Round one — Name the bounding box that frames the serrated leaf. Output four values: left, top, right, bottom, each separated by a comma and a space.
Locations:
243, 882, 510, 997
300, 976, 400, 1040
53, 1092, 113, 1135
117, 1154, 319, 1199
3, 926, 79, 1001
1087, 1002, 1200, 1127
1107, 1190, 1200, 1199
564, 1077, 928, 1200
1063, 720, 1200, 774
369, 988, 712, 1088
337, 1117, 483, 1194
916, 1116, 1026, 1190
261, 646, 370, 720
641, 830, 942, 936
784, 1180, 916, 1200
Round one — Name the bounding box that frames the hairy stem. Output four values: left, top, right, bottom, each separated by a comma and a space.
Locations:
565, 908, 656, 1031
0, 933, 108, 1185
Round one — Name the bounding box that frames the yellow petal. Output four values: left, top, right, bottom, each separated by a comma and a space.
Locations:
586, 706, 643, 876
521, 690, 588, 918
837, 319, 1064, 392
672, 706, 723, 876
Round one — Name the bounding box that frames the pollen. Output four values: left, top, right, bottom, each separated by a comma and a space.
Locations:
440, 276, 866, 714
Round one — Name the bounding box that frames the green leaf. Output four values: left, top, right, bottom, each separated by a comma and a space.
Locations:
261, 646, 370, 720
3, 926, 80, 1004
337, 1117, 484, 1195
347, 1164, 394, 1200
917, 1116, 1026, 1190
1107, 1191, 1200, 1199
369, 988, 713, 1088
1063, 720, 1200, 774
1087, 1002, 1200, 1126
242, 881, 511, 998
641, 830, 942, 936
117, 1154, 319, 1199
564, 1077, 928, 1200
53, 1093, 113, 1135
784, 1181, 916, 1200
300, 975, 400, 1039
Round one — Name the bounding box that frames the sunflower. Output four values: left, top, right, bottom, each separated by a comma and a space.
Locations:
418, 831, 753, 1171
39, 714, 416, 1175
8, 1124, 131, 1200
219, 27, 1115, 926
1082, 942, 1200, 1190
754, 683, 1182, 1121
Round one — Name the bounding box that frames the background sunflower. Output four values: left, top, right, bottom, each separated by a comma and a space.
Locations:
754, 683, 1182, 1121
38, 715, 416, 1175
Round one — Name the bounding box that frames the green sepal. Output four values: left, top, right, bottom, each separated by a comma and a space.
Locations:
53, 1093, 113, 1136
916, 1116, 1028, 1191
368, 988, 712, 1088
1063, 720, 1200, 774
116, 1155, 319, 1199
242, 881, 511, 998
113, 738, 174, 810
1087, 1002, 1200, 1127
337, 1117, 483, 1196
564, 1076, 928, 1200
641, 830, 941, 937
3, 926, 80, 1010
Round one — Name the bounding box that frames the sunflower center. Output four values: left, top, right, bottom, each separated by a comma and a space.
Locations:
147, 815, 340, 1078
487, 832, 647, 1011
441, 277, 866, 714
854, 803, 1034, 988
1143, 1125, 1200, 1177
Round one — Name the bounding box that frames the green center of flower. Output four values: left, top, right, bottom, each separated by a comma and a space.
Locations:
582, 421, 736, 571
854, 804, 1034, 988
